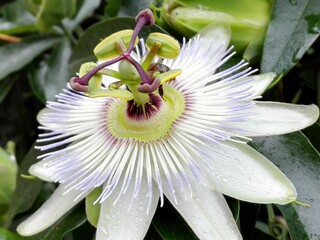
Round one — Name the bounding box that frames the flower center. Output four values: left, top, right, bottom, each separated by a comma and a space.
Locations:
108, 84, 185, 142
67, 9, 185, 142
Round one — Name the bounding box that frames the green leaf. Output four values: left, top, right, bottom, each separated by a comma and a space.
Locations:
276, 204, 309, 240
251, 132, 320, 240
302, 122, 320, 153
36, 0, 77, 30
0, 35, 61, 81
260, 0, 320, 75
0, 77, 15, 103
4, 145, 42, 227
24, 205, 87, 240
0, 144, 17, 212
118, 0, 151, 16
27, 58, 48, 103
69, 17, 166, 74
104, 0, 123, 17
0, 227, 23, 240
43, 37, 72, 101
0, 0, 36, 35
62, 0, 101, 31
27, 37, 72, 102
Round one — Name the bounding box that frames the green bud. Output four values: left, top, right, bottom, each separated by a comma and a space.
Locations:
79, 62, 102, 92
158, 0, 272, 55
94, 30, 139, 60
146, 32, 180, 58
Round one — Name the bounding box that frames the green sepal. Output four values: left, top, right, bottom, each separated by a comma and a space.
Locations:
85, 187, 103, 227
88, 88, 134, 100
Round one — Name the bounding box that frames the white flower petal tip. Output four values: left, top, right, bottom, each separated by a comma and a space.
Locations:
203, 141, 297, 205
232, 102, 320, 137
197, 23, 231, 53
265, 103, 320, 133
29, 162, 56, 182
36, 108, 52, 126
17, 184, 84, 236
250, 72, 276, 96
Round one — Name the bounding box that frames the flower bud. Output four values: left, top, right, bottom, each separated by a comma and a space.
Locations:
157, 0, 272, 55
93, 30, 139, 60
146, 32, 180, 58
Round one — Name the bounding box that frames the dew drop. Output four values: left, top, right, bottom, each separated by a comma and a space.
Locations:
100, 226, 109, 236
289, 0, 297, 5
139, 206, 144, 211
292, 47, 306, 63
190, 215, 196, 221
222, 177, 227, 182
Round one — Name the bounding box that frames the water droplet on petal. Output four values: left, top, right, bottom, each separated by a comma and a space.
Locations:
289, 0, 297, 5
100, 226, 109, 236
292, 47, 306, 63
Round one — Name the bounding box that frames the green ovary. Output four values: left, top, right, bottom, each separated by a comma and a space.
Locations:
108, 84, 185, 142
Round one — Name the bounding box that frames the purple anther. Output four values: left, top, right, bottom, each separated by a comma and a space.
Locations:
127, 9, 155, 53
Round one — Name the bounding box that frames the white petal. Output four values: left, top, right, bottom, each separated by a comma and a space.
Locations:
232, 102, 319, 137
163, 178, 242, 240
17, 184, 84, 236
37, 108, 62, 129
96, 176, 159, 240
29, 161, 56, 182
202, 141, 297, 204
247, 72, 275, 96
166, 24, 231, 91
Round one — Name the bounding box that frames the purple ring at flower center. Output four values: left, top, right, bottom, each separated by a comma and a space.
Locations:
126, 93, 162, 120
